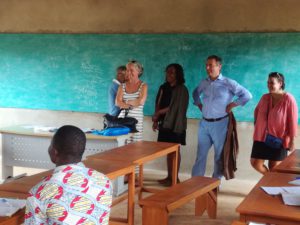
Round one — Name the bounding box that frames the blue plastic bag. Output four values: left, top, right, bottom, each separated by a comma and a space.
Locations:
92, 127, 130, 136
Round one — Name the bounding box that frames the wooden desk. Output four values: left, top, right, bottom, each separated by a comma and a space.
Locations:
0, 170, 53, 194
83, 158, 135, 225
236, 172, 300, 225
0, 159, 135, 225
0, 191, 28, 225
87, 141, 180, 197
273, 150, 300, 174
0, 125, 131, 195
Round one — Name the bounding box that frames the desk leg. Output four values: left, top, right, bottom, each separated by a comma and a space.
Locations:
127, 171, 135, 225
239, 215, 247, 223
2, 139, 14, 180
142, 207, 168, 225
1, 165, 13, 180
195, 194, 206, 216
171, 146, 179, 186
138, 164, 144, 200
206, 189, 217, 219
117, 136, 128, 147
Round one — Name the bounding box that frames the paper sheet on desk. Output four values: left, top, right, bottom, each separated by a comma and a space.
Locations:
82, 128, 95, 133
281, 193, 300, 206
21, 125, 57, 132
0, 198, 26, 216
261, 186, 300, 195
261, 186, 300, 206
33, 126, 57, 132
288, 179, 300, 185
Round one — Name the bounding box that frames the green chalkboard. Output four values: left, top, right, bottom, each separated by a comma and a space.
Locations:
0, 33, 300, 121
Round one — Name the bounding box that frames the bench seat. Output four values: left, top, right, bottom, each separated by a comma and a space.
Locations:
139, 176, 220, 225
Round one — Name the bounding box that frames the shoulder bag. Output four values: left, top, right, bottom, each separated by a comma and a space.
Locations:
103, 108, 138, 133
264, 95, 283, 149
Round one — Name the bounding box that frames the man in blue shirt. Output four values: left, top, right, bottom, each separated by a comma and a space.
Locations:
108, 65, 126, 116
192, 55, 252, 179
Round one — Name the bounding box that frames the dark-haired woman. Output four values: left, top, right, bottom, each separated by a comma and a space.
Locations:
251, 72, 298, 174
152, 63, 189, 186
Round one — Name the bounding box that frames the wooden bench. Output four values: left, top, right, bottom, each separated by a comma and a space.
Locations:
231, 220, 247, 225
139, 176, 220, 225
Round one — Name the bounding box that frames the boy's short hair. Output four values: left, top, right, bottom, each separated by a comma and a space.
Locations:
53, 125, 86, 159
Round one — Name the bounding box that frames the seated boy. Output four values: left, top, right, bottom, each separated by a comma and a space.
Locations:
25, 125, 112, 225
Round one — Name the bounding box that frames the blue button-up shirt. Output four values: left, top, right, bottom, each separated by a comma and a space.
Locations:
108, 79, 121, 116
193, 74, 252, 118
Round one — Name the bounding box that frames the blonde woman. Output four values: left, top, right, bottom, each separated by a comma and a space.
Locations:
116, 60, 148, 142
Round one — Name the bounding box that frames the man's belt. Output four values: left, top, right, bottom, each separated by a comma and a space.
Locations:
203, 114, 229, 122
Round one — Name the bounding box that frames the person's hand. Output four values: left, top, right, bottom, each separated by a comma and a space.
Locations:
152, 113, 159, 122
288, 141, 295, 152
198, 104, 203, 112
152, 121, 158, 131
226, 102, 238, 113
124, 100, 133, 109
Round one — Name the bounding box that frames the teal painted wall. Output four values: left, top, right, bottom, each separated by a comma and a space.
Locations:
1, 33, 300, 121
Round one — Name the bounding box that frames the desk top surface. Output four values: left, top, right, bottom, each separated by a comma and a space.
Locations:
87, 141, 180, 164
0, 191, 28, 199
83, 158, 135, 179
236, 172, 300, 222
0, 125, 130, 140
0, 159, 134, 194
273, 150, 300, 174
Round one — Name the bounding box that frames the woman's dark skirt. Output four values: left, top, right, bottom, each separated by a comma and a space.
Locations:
157, 127, 186, 145
251, 141, 287, 161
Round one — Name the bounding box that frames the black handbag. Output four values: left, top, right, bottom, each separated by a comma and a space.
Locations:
103, 109, 138, 133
